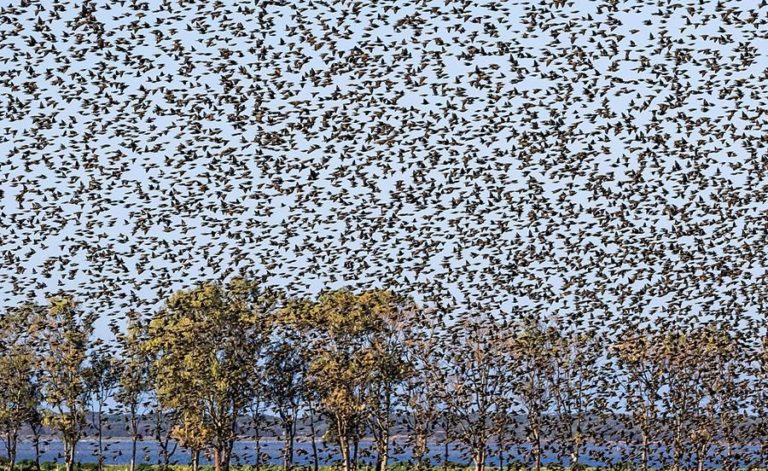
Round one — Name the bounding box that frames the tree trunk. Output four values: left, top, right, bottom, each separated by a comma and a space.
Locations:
352, 436, 359, 471
339, 435, 352, 471
129, 405, 139, 471
96, 408, 104, 471
130, 435, 138, 471
533, 433, 542, 471
5, 430, 17, 471
569, 438, 580, 471
308, 405, 319, 471
282, 418, 295, 471
215, 445, 231, 471
442, 440, 449, 471
224, 440, 234, 471
724, 439, 733, 471
155, 409, 176, 471
413, 431, 427, 471
65, 439, 77, 471
640, 431, 649, 471
471, 446, 485, 471
161, 435, 177, 471
376, 449, 388, 471
214, 448, 221, 471
337, 430, 354, 471
255, 420, 262, 471
32, 426, 41, 471
569, 449, 578, 471
161, 444, 169, 471
192, 449, 200, 471
375, 428, 389, 471
671, 419, 682, 471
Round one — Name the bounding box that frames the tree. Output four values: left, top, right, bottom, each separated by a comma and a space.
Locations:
114, 312, 149, 471
172, 408, 210, 471
360, 291, 415, 471
0, 305, 41, 471
145, 279, 278, 471
263, 327, 308, 471
303, 388, 322, 471
38, 295, 95, 471
548, 327, 606, 470
84, 343, 119, 471
751, 335, 768, 469
687, 324, 745, 471
284, 289, 413, 471
248, 394, 266, 471
147, 389, 178, 471
398, 310, 442, 471
437, 316, 514, 471
510, 319, 556, 471
655, 327, 707, 471
27, 398, 44, 471
612, 324, 664, 471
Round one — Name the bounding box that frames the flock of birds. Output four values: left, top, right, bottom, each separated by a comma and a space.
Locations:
1, 0, 768, 333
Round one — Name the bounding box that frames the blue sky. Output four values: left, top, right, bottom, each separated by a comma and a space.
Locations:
1, 0, 767, 338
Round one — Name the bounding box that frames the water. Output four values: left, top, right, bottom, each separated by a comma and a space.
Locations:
9, 440, 608, 467
7, 440, 763, 468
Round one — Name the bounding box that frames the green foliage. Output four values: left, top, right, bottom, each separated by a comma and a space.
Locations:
35, 295, 96, 471
280, 288, 417, 471
145, 279, 280, 470
1, 284, 761, 471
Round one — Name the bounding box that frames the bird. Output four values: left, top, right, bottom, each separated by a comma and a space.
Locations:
0, 0, 767, 468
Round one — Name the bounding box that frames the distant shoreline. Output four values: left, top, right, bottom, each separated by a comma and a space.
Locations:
14, 436, 415, 444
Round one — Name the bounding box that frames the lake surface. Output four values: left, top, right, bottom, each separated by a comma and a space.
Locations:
8, 440, 759, 468
9, 440, 610, 466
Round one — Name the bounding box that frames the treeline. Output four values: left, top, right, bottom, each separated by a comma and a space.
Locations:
1, 280, 766, 471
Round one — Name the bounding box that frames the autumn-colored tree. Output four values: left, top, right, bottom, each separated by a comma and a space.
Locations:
612, 324, 664, 471
688, 324, 745, 471
548, 327, 606, 470
306, 327, 368, 470
145, 279, 279, 471
510, 319, 556, 471
84, 342, 119, 471
263, 327, 308, 471
17, 304, 45, 471
284, 289, 412, 471
437, 316, 514, 471
360, 291, 415, 471
0, 304, 41, 471
38, 295, 96, 471
114, 312, 149, 471
397, 309, 443, 471
141, 316, 179, 471
173, 408, 210, 471
292, 326, 323, 471
751, 335, 768, 468
655, 328, 707, 471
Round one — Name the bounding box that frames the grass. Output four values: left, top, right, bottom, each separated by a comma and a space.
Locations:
0, 463, 562, 471
3, 462, 763, 471
0, 467, 588, 471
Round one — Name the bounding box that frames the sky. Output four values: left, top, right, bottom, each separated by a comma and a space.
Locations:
1, 0, 768, 338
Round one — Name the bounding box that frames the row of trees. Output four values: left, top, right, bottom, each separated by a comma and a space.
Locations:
0, 280, 766, 471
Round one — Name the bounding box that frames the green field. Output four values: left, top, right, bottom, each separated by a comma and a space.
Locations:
2, 463, 759, 471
